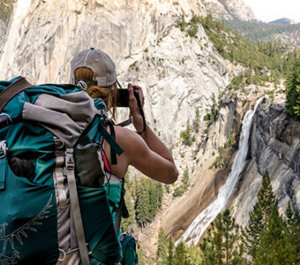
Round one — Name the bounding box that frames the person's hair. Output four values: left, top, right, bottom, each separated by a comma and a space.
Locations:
74, 67, 117, 119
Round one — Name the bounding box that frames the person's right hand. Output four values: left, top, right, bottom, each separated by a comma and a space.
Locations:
128, 83, 145, 133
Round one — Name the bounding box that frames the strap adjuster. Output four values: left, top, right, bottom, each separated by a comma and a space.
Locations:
65, 148, 74, 170
0, 141, 7, 159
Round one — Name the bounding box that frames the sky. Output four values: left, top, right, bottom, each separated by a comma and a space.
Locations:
243, 0, 300, 23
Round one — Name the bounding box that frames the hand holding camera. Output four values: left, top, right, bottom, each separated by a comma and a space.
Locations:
117, 83, 143, 107
117, 82, 146, 134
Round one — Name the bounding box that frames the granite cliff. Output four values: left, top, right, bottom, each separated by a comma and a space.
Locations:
230, 98, 300, 225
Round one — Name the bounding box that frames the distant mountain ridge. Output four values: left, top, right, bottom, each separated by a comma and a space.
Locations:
224, 19, 300, 47
204, 1, 300, 48
270, 18, 299, 25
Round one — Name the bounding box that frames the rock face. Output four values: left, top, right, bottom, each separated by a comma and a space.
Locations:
0, 0, 236, 148
230, 99, 300, 225
202, 0, 257, 21
0, 19, 8, 49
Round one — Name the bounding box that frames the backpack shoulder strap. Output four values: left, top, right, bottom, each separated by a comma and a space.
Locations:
114, 179, 129, 237
0, 77, 33, 112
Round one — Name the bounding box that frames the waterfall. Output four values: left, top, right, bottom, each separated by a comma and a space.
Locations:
182, 98, 263, 245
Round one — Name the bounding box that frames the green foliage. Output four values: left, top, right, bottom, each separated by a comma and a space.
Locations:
224, 19, 300, 44
173, 241, 188, 265
164, 183, 171, 193
185, 244, 202, 265
157, 228, 168, 265
181, 119, 193, 146
187, 23, 198, 38
228, 75, 243, 90
182, 166, 189, 186
285, 57, 300, 119
245, 171, 276, 259
196, 15, 300, 89
136, 244, 146, 265
193, 107, 200, 133
173, 166, 190, 198
0, 0, 12, 23
254, 205, 295, 265
199, 209, 247, 265
159, 239, 203, 265
224, 133, 236, 148
135, 178, 150, 227
244, 171, 300, 264
173, 185, 187, 198
129, 61, 138, 71
135, 177, 164, 227
210, 133, 236, 169
204, 93, 219, 129
176, 14, 199, 38
284, 202, 300, 263
167, 238, 175, 265
120, 185, 135, 233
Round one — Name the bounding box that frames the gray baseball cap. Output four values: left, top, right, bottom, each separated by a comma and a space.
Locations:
70, 48, 116, 87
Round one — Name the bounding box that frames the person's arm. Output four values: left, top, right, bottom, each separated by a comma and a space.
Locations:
114, 126, 178, 184
121, 84, 178, 183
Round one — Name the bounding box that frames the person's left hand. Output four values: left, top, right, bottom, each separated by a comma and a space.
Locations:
128, 83, 145, 132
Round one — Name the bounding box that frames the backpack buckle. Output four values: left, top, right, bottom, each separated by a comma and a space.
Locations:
65, 148, 74, 170
0, 141, 7, 159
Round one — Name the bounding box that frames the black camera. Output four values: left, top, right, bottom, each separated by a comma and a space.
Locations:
117, 87, 140, 107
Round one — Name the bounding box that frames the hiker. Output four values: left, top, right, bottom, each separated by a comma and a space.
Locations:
70, 48, 178, 264
70, 48, 178, 185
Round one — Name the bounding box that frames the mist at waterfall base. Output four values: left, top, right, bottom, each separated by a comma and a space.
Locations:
181, 98, 264, 245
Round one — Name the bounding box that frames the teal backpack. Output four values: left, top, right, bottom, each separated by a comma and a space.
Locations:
104, 177, 138, 265
0, 77, 124, 265
120, 234, 138, 265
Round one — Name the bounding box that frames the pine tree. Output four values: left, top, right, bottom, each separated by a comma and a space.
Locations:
285, 202, 300, 263
185, 244, 202, 265
222, 209, 244, 265
193, 107, 200, 133
173, 241, 187, 265
135, 177, 150, 227
199, 228, 216, 265
200, 210, 247, 265
148, 179, 158, 220
245, 171, 276, 259
255, 204, 294, 265
214, 214, 224, 265
167, 238, 175, 265
199, 215, 224, 265
156, 228, 168, 265
182, 166, 189, 186
136, 244, 146, 265
286, 57, 300, 119
182, 120, 192, 146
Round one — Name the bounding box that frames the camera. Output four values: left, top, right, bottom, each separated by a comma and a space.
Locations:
117, 88, 140, 107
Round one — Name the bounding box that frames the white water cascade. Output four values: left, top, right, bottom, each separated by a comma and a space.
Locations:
182, 98, 263, 245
